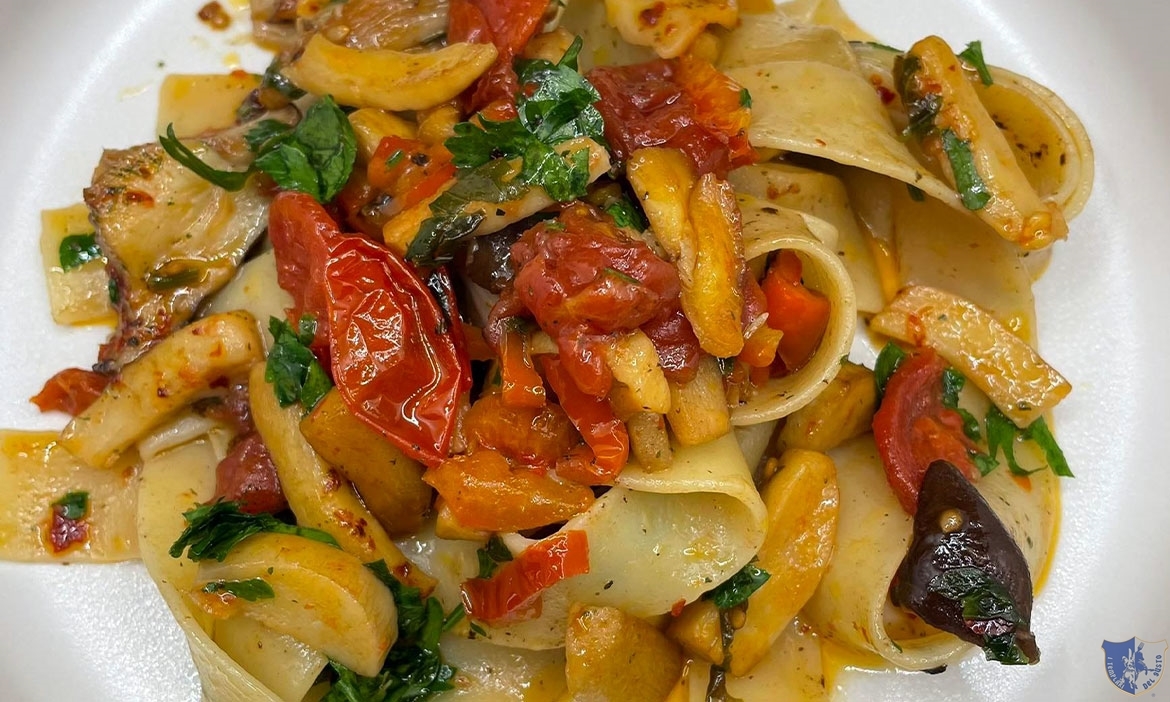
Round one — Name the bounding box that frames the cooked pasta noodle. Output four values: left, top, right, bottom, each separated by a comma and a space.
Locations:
1, 0, 1094, 699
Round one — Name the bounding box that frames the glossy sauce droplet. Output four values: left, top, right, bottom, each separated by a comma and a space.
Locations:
938, 508, 964, 534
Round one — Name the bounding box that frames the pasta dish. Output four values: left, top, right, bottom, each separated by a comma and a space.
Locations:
0, 0, 1094, 699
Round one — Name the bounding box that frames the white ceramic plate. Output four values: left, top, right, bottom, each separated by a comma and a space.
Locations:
1, 1, 1167, 700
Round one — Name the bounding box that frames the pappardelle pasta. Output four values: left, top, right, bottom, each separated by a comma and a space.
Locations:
2, 0, 1093, 699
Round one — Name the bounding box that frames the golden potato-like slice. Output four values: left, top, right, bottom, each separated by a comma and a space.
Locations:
193, 532, 397, 677
248, 365, 435, 593
728, 449, 839, 675
869, 285, 1070, 427
566, 604, 685, 701
300, 389, 432, 537
666, 356, 731, 446
777, 361, 876, 453
60, 311, 263, 468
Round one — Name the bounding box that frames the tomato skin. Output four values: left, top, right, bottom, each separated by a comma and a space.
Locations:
30, 368, 110, 416
494, 204, 687, 397
326, 235, 470, 468
424, 448, 594, 532
461, 530, 590, 624
214, 434, 288, 515
872, 348, 980, 513
588, 56, 756, 178
761, 251, 831, 371
541, 357, 629, 482
268, 192, 341, 350
447, 0, 547, 115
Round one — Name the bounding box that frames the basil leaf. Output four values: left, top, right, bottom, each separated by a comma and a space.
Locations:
738, 87, 753, 108
971, 450, 999, 477
266, 315, 333, 411
159, 124, 253, 191
202, 578, 276, 602
958, 40, 994, 87
957, 407, 983, 441
941, 129, 991, 211
170, 500, 339, 562
59, 234, 102, 271
245, 119, 293, 154
52, 491, 89, 520
874, 342, 908, 401
708, 562, 771, 610
1022, 417, 1073, 477
253, 96, 357, 203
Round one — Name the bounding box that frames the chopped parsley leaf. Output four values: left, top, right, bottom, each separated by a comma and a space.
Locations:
52, 491, 89, 520
202, 578, 276, 602
941, 129, 992, 211
266, 315, 333, 411
958, 41, 994, 87
58, 234, 102, 271
169, 500, 338, 562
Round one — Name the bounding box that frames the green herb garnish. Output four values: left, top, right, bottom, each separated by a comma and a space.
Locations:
266, 315, 333, 411
202, 578, 276, 602
958, 41, 994, 87
475, 535, 514, 579
604, 195, 648, 231
408, 37, 605, 265
738, 88, 753, 108
52, 491, 89, 520
59, 234, 102, 271
169, 500, 338, 562
708, 562, 771, 610
874, 342, 908, 401
161, 96, 356, 203
327, 561, 461, 702
941, 129, 991, 211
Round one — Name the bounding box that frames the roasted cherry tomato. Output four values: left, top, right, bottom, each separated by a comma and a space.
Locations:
448, 0, 548, 116
588, 55, 757, 178
872, 348, 981, 513
461, 530, 590, 624
491, 204, 692, 396
325, 235, 470, 467
268, 191, 342, 351
213, 433, 288, 515
30, 368, 110, 416
541, 357, 628, 482
761, 251, 831, 371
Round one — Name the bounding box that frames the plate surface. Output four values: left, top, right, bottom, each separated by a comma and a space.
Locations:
0, 1, 1166, 700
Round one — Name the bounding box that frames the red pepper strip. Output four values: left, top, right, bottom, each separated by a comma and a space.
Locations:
872, 348, 981, 514
423, 448, 594, 532
540, 357, 628, 482
761, 251, 832, 371
500, 329, 546, 409
368, 136, 456, 215
30, 368, 110, 416
739, 276, 782, 369
461, 530, 590, 624
325, 236, 470, 467
213, 434, 288, 515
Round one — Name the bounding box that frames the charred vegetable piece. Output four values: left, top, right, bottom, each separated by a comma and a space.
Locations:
890, 461, 1039, 666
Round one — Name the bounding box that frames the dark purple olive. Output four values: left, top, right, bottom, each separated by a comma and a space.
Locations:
889, 461, 1039, 665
